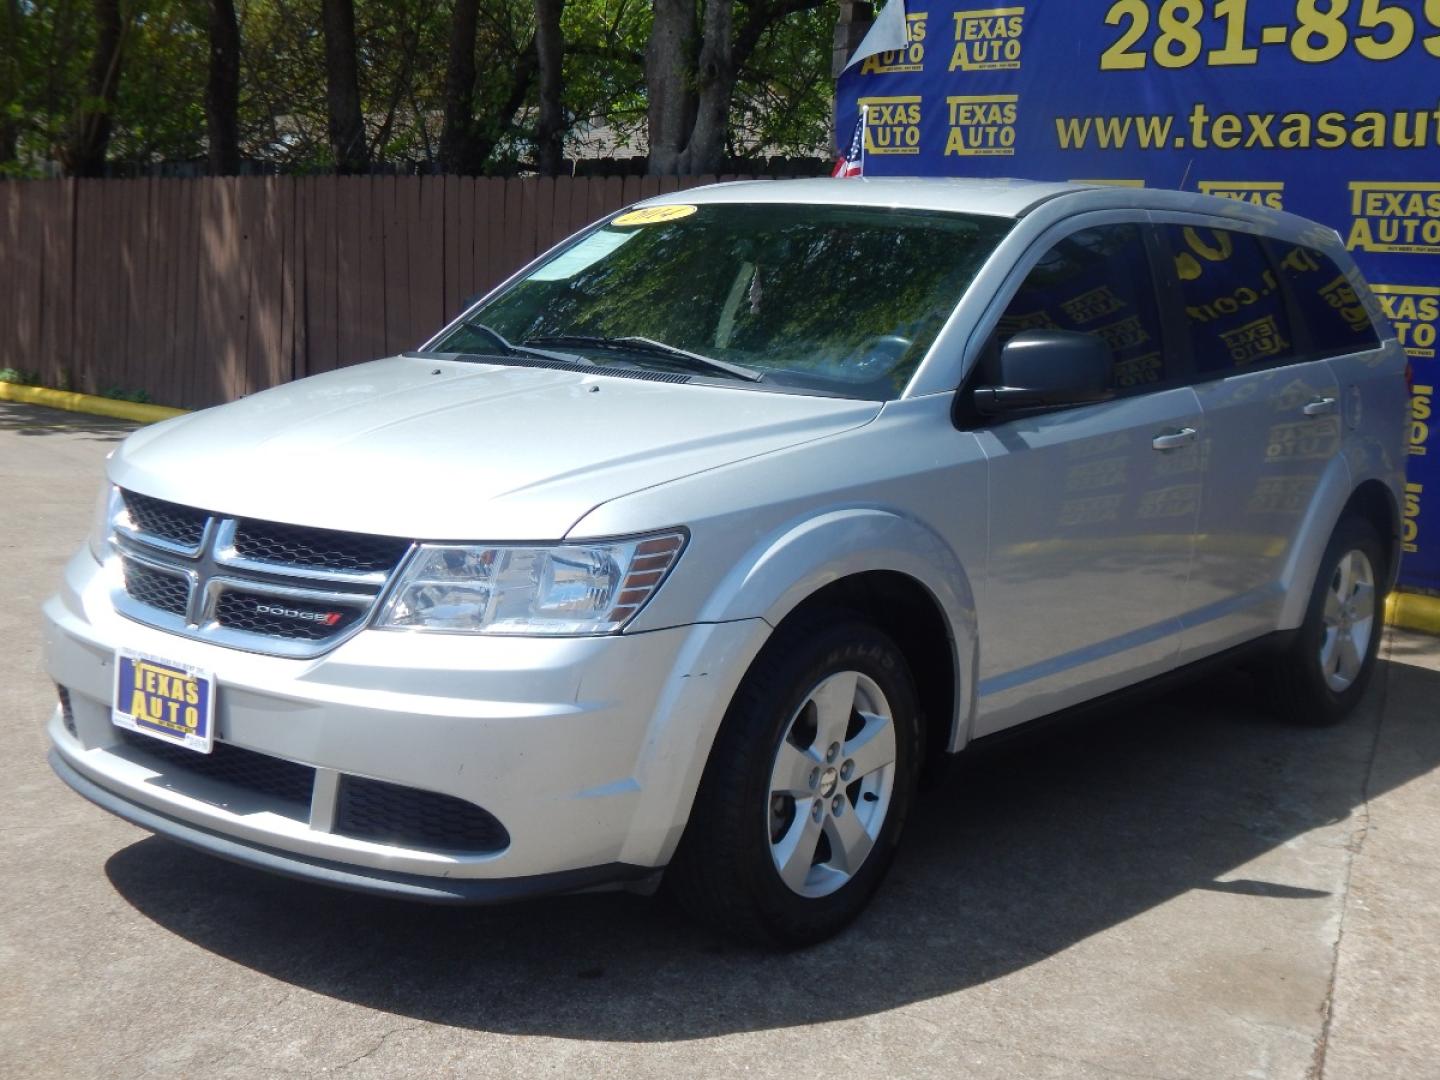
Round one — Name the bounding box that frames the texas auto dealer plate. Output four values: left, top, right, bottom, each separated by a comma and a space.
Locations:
112, 649, 216, 753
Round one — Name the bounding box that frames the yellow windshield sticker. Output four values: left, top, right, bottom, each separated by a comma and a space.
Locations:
612, 204, 698, 227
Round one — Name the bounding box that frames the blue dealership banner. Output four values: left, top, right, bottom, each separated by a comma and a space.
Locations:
836, 0, 1440, 590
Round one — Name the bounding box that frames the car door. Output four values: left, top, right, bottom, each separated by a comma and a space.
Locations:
1153, 221, 1346, 659
967, 217, 1205, 736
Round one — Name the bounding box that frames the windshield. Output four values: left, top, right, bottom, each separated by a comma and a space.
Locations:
429, 202, 1012, 399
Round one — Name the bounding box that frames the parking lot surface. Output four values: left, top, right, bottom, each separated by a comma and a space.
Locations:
2, 400, 1437, 1079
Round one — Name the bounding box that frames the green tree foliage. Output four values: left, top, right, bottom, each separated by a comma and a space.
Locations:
0, 0, 837, 177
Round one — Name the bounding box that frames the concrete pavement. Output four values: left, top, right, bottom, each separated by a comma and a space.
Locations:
1, 399, 1436, 1079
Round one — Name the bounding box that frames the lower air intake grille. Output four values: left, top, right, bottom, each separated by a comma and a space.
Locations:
122, 558, 190, 617
57, 685, 76, 737
336, 775, 510, 853
116, 728, 316, 811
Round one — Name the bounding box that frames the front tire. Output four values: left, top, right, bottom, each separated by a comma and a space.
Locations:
665, 613, 922, 947
1269, 517, 1387, 726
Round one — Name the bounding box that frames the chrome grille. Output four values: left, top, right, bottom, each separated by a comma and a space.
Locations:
110, 488, 412, 658
121, 490, 208, 550
232, 519, 410, 575
121, 558, 190, 617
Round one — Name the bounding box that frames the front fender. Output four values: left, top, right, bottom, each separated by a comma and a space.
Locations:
698, 507, 980, 751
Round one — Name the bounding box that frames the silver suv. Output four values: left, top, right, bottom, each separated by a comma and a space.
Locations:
44, 179, 1407, 945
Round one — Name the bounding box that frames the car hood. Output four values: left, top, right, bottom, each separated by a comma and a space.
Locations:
110, 355, 882, 540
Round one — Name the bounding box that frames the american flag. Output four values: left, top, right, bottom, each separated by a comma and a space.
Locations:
832, 107, 867, 178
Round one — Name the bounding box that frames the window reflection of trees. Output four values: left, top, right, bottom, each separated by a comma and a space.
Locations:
447, 205, 1010, 399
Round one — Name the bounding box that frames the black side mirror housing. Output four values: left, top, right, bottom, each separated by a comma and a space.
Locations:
973, 329, 1115, 415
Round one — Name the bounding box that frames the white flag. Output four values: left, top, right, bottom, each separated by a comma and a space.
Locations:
842, 0, 910, 74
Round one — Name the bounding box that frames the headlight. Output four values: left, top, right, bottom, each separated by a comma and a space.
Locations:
375, 530, 686, 635
87, 483, 120, 562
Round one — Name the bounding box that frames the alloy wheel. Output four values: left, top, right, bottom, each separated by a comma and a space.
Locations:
766, 670, 897, 898
1320, 549, 1376, 692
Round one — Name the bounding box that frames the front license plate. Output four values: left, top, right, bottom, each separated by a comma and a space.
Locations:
112, 649, 216, 754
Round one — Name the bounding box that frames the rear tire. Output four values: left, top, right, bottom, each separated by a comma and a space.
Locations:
665, 612, 922, 947
1268, 517, 1387, 726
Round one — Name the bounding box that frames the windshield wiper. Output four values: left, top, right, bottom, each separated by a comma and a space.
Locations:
455, 320, 593, 365
524, 334, 762, 382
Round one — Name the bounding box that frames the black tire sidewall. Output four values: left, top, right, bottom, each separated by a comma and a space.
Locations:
676, 615, 923, 945
750, 626, 920, 933
1288, 518, 1387, 723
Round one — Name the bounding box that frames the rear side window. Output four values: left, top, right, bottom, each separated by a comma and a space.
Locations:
1163, 225, 1297, 377
1270, 243, 1382, 357
996, 223, 1170, 392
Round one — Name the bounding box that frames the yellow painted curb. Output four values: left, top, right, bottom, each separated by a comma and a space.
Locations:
1386, 592, 1440, 636
0, 381, 187, 424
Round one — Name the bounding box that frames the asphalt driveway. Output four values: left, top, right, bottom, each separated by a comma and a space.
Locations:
2, 399, 1437, 1079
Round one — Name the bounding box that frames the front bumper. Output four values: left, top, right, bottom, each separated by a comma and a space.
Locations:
45, 547, 769, 895
49, 750, 659, 902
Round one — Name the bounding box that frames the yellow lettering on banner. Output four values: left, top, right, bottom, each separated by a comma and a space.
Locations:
1413, 383, 1434, 458
1198, 180, 1285, 210
1374, 284, 1440, 358
945, 94, 1018, 157
1347, 183, 1440, 254
1403, 481, 1423, 554
858, 95, 923, 155
950, 6, 1025, 72
860, 12, 928, 74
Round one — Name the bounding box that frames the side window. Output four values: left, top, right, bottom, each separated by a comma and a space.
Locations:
995, 223, 1169, 393
1271, 242, 1382, 357
1163, 224, 1297, 377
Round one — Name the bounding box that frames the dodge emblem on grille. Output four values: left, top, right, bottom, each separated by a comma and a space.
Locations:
255, 604, 344, 626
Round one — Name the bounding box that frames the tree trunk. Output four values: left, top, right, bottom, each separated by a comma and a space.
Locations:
644, 0, 696, 176
0, 0, 20, 166
437, 0, 480, 174
533, 0, 566, 175
469, 38, 539, 169
205, 0, 241, 174
681, 0, 734, 174
644, 0, 827, 175
320, 0, 368, 173
62, 0, 126, 177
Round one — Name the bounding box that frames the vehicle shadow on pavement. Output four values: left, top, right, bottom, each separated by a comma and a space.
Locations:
103, 654, 1440, 1040
0, 402, 136, 441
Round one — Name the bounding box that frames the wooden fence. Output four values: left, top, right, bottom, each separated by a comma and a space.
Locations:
0, 174, 759, 410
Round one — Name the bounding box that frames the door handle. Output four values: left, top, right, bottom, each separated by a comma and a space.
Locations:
1303, 397, 1338, 417
1151, 428, 1197, 451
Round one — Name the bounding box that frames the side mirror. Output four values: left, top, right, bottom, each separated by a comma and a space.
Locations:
973, 329, 1115, 415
